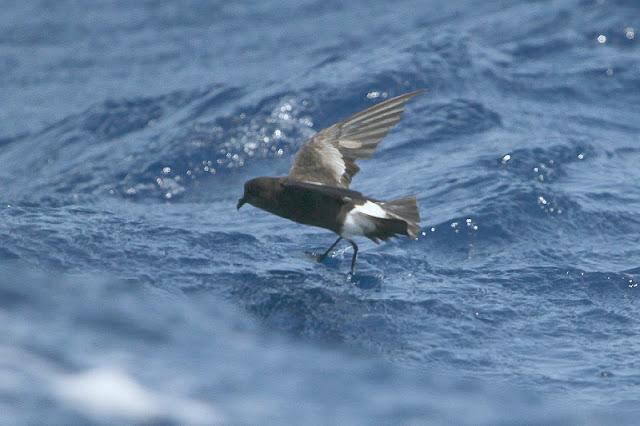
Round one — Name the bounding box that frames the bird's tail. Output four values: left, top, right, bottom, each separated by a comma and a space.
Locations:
380, 196, 421, 239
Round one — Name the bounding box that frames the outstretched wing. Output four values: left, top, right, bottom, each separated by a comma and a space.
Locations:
289, 90, 423, 188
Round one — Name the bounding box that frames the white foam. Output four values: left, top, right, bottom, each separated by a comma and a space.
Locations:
54, 367, 222, 425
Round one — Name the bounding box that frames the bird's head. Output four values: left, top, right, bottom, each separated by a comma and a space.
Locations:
237, 177, 282, 210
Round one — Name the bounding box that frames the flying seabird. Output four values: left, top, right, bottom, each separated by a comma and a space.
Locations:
237, 90, 423, 275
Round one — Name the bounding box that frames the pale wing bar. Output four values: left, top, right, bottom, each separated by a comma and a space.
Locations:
289, 89, 424, 188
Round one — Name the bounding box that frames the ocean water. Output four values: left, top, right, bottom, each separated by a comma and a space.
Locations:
2, 0, 640, 424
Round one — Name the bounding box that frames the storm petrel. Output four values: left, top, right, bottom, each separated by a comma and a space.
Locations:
237, 90, 422, 275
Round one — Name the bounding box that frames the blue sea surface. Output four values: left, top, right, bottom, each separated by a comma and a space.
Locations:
2, 0, 640, 424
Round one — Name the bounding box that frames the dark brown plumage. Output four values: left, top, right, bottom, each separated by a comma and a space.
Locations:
237, 90, 423, 275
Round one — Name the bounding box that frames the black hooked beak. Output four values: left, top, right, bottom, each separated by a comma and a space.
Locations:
237, 197, 247, 210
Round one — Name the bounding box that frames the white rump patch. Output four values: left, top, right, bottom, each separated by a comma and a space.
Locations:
341, 201, 388, 238
353, 201, 388, 218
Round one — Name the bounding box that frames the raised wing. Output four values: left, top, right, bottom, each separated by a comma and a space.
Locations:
289, 90, 423, 188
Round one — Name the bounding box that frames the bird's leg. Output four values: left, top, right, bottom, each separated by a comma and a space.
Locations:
348, 239, 358, 275
317, 236, 342, 262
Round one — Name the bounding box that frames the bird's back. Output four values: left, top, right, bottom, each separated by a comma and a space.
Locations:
266, 179, 362, 233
